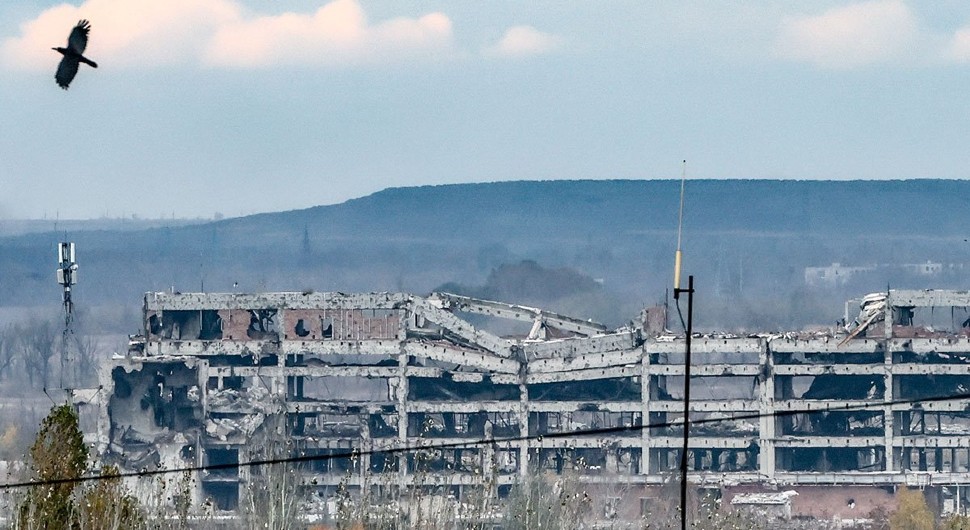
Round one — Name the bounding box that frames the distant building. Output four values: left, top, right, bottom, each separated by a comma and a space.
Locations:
902, 260, 943, 276
804, 263, 874, 286
806, 260, 955, 286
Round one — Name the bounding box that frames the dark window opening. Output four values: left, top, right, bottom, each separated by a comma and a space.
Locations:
247, 309, 278, 340
202, 481, 239, 511
206, 448, 239, 478
294, 319, 311, 337
223, 376, 243, 390
148, 314, 162, 335
200, 310, 223, 340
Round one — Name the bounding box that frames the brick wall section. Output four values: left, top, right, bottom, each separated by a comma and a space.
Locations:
282, 309, 323, 339
220, 309, 250, 340
281, 309, 400, 340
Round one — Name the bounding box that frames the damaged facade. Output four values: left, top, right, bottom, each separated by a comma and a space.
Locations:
95, 289, 970, 522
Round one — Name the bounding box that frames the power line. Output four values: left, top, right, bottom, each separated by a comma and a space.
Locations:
3, 391, 969, 491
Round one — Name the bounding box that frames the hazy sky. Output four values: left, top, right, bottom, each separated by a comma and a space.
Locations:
2, 0, 970, 219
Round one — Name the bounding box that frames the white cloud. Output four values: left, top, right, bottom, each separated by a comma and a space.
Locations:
1, 0, 455, 70
944, 26, 970, 63
774, 0, 919, 69
204, 1, 454, 67
1, 0, 240, 69
485, 26, 562, 58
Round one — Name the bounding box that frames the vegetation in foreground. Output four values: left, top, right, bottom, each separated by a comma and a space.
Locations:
5, 405, 970, 529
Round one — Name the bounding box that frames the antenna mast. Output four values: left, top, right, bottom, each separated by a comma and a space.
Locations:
674, 160, 686, 291
56, 242, 78, 393
672, 161, 695, 530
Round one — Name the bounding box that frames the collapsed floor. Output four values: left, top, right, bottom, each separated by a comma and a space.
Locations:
85, 289, 970, 522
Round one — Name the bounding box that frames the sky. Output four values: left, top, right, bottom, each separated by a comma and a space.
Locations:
2, 0, 970, 219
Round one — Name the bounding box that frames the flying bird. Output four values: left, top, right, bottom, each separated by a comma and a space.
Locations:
52, 19, 98, 89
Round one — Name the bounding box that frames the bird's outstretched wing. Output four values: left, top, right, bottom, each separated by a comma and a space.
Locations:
67, 19, 90, 54
55, 56, 80, 89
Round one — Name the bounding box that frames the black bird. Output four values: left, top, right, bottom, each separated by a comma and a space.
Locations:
52, 19, 97, 89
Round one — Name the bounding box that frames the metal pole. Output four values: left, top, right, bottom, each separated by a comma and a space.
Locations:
677, 275, 694, 530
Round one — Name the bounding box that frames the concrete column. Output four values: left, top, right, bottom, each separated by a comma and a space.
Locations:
884, 337, 895, 473
196, 360, 210, 506
360, 413, 371, 479
237, 452, 250, 513
758, 339, 776, 480
483, 419, 496, 491
641, 342, 651, 475
518, 382, 530, 477
607, 450, 619, 473
884, 298, 893, 339
397, 315, 409, 486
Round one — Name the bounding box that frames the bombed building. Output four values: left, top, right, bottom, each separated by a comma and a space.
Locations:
95, 289, 970, 523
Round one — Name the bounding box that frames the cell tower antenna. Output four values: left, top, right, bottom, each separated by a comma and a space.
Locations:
56, 242, 77, 321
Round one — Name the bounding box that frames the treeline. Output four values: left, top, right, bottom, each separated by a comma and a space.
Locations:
0, 308, 130, 394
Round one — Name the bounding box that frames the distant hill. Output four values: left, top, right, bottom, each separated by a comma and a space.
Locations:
2, 179, 968, 330
0, 218, 206, 237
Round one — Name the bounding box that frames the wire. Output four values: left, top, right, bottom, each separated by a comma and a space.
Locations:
3, 391, 969, 491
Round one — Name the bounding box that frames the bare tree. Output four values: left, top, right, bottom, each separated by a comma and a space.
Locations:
13, 319, 58, 389
503, 471, 592, 530
0, 325, 14, 380
72, 333, 101, 386
242, 411, 305, 530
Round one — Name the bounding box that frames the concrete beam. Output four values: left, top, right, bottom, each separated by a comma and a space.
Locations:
889, 400, 970, 411
143, 340, 278, 357
523, 437, 642, 449
774, 436, 883, 448
769, 339, 883, 354
526, 366, 639, 384
523, 332, 639, 360
773, 365, 886, 376
647, 437, 757, 449
527, 401, 642, 412
491, 374, 520, 385
889, 289, 970, 308
896, 436, 970, 448
648, 400, 759, 412
207, 366, 440, 378
890, 364, 970, 375
411, 298, 513, 357
404, 342, 520, 374
284, 402, 395, 414
147, 339, 406, 357
527, 350, 641, 373
647, 338, 762, 355
890, 338, 970, 354
774, 471, 970, 486
648, 365, 761, 376
406, 401, 519, 413
431, 292, 608, 336
280, 340, 404, 356
774, 400, 880, 411
145, 291, 412, 311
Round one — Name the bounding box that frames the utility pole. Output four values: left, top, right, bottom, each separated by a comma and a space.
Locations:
674, 276, 694, 530
672, 161, 695, 530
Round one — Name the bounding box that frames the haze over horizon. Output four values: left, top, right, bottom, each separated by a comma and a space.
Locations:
3, 0, 970, 219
